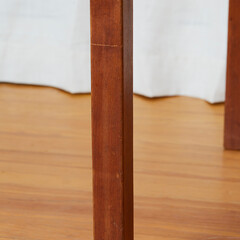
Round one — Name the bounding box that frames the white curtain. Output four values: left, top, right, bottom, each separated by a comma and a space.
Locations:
0, 0, 229, 103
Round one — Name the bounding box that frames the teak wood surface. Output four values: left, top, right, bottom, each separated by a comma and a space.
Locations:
225, 0, 240, 150
1, 84, 240, 240
90, 0, 240, 239
90, 0, 133, 239
0, 0, 240, 239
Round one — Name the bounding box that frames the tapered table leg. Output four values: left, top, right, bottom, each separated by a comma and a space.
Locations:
90, 0, 133, 239
225, 0, 240, 150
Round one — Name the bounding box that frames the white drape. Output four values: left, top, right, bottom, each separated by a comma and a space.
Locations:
0, 0, 229, 103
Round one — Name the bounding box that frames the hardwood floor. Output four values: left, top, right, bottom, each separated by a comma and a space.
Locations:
0, 83, 240, 240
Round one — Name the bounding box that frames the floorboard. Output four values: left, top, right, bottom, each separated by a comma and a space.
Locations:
0, 84, 240, 240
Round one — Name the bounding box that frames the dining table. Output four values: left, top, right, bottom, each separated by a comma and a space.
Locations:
90, 0, 240, 239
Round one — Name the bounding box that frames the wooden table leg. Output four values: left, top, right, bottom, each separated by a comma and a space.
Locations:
225, 0, 240, 150
90, 0, 133, 239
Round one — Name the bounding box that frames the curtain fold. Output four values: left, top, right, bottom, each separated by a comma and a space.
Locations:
0, 0, 229, 103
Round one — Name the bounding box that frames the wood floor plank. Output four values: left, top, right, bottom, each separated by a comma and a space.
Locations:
0, 84, 240, 239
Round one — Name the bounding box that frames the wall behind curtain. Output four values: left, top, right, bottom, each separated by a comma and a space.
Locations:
0, 0, 229, 103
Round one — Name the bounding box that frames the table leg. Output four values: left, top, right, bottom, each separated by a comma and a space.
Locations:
225, 0, 240, 150
90, 0, 133, 239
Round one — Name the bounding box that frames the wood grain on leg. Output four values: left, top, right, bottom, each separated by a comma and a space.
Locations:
225, 0, 240, 150
90, 0, 133, 240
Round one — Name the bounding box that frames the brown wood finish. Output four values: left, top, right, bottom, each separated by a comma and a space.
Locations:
1, 84, 240, 239
225, 0, 240, 150
90, 0, 133, 239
